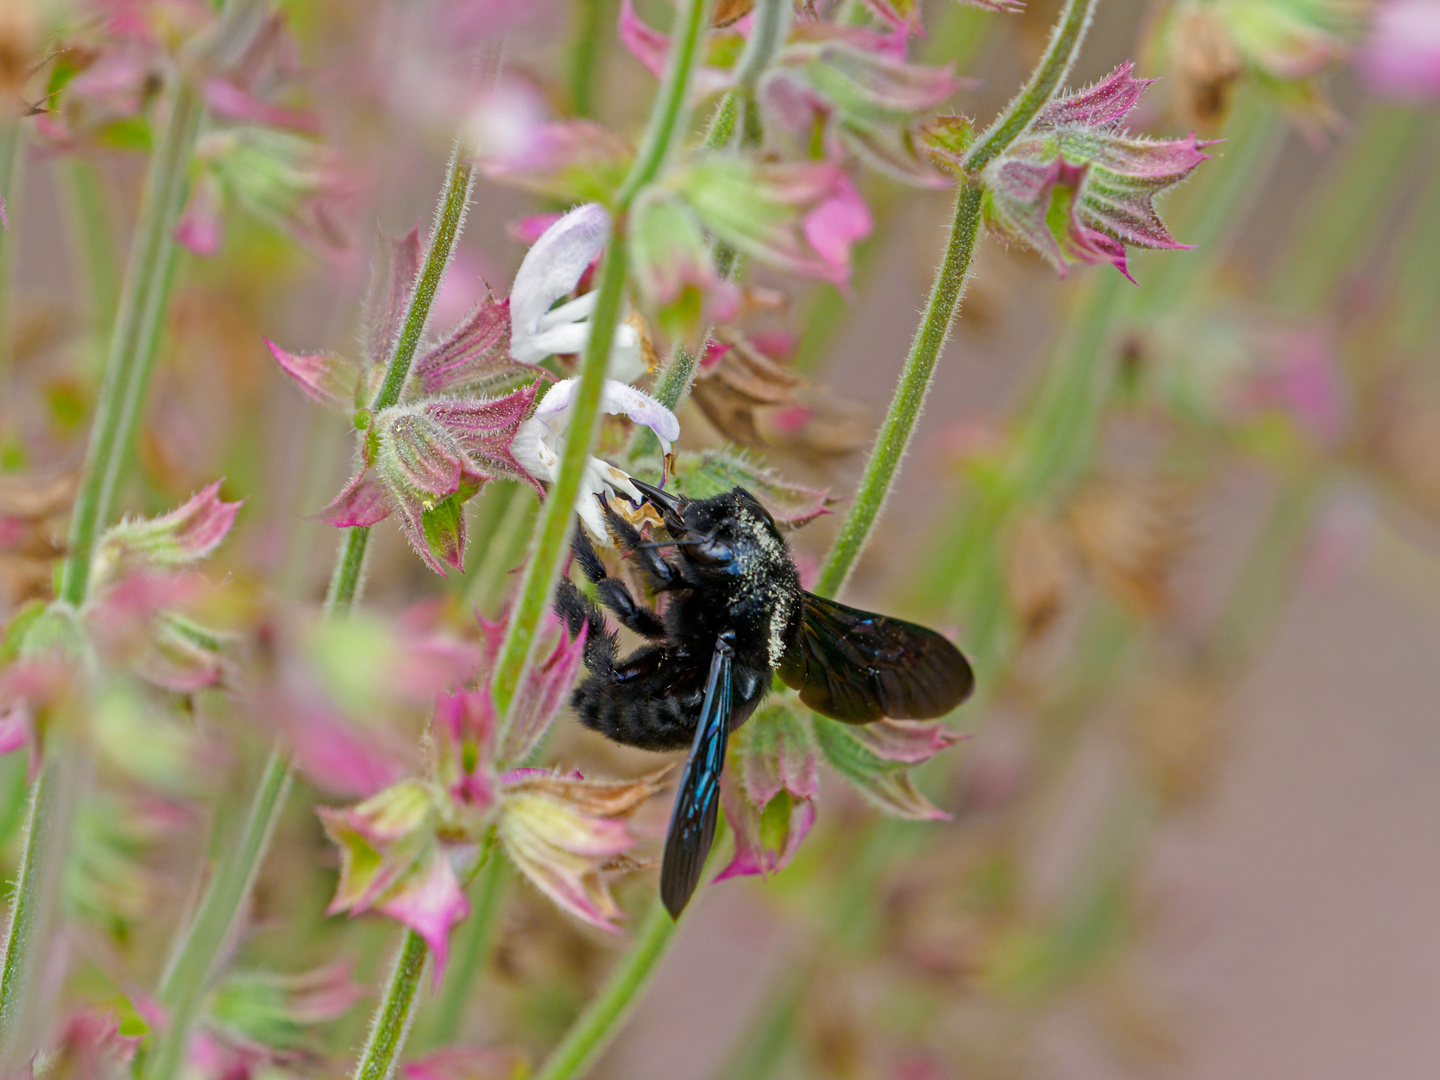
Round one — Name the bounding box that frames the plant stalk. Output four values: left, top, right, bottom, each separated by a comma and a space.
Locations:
354, 0, 714, 1063
56, 83, 202, 606
352, 930, 429, 1080
532, 900, 677, 1080
814, 0, 1097, 599
141, 143, 476, 1080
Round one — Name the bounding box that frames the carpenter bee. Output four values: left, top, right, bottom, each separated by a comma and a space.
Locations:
554, 480, 974, 918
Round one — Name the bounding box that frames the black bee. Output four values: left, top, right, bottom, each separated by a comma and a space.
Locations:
554, 480, 974, 918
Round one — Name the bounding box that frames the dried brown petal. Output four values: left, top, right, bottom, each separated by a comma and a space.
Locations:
1066, 478, 1193, 617
1365, 384, 1440, 520
1168, 4, 1243, 131
1128, 675, 1229, 808
502, 766, 670, 817
690, 332, 870, 459
1004, 514, 1076, 639
712, 0, 754, 27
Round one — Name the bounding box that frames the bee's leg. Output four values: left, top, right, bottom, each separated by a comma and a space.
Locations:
601, 496, 681, 592
570, 525, 667, 640
553, 579, 618, 676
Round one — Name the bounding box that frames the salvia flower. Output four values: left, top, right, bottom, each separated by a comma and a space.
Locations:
175, 127, 353, 257
509, 203, 649, 381
1159, 0, 1361, 131
671, 156, 873, 286
758, 25, 962, 186
268, 228, 545, 574
91, 481, 242, 588
974, 63, 1211, 281
620, 2, 959, 184
512, 377, 680, 542
320, 613, 659, 962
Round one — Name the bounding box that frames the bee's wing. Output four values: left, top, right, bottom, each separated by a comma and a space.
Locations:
659, 635, 734, 919
778, 593, 974, 723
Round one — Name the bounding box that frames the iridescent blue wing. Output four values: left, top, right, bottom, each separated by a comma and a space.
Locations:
659, 635, 734, 919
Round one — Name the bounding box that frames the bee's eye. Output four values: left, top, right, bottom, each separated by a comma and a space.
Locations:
685, 534, 733, 568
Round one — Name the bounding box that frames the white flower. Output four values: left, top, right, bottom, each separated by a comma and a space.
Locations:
512, 378, 680, 541
510, 204, 648, 382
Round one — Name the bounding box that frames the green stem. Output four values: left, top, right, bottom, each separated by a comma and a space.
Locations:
354, 0, 714, 1062
490, 0, 713, 715
141, 749, 292, 1080
419, 855, 508, 1046
567, 0, 614, 118
143, 143, 476, 1080
814, 0, 1097, 599
615, 0, 713, 206
0, 119, 24, 397
352, 930, 429, 1080
60, 158, 122, 349
532, 901, 677, 1080
56, 82, 202, 606
960, 0, 1096, 175
733, 0, 791, 90
0, 755, 64, 1063
523, 3, 1097, 1074
812, 182, 983, 597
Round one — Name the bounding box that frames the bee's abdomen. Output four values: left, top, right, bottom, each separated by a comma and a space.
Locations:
571, 681, 697, 752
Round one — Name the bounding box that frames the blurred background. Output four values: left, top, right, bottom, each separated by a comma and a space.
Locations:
1, 0, 1439, 1077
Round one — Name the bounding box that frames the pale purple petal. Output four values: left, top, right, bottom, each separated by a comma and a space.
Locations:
510, 204, 612, 363
802, 174, 874, 279
376, 852, 470, 980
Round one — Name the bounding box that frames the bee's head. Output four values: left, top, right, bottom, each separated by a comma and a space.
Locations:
631, 480, 789, 582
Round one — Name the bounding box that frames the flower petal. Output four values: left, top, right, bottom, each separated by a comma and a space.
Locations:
511, 204, 612, 363
375, 851, 470, 981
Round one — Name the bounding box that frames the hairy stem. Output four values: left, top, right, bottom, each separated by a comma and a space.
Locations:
491, 0, 713, 714
0, 119, 25, 397
418, 855, 509, 1047
358, 0, 714, 1060
352, 930, 429, 1080
961, 0, 1095, 175
142, 142, 475, 1080
56, 82, 202, 606
0, 755, 63, 1063
141, 749, 291, 1080
532, 901, 677, 1080
814, 0, 1097, 598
